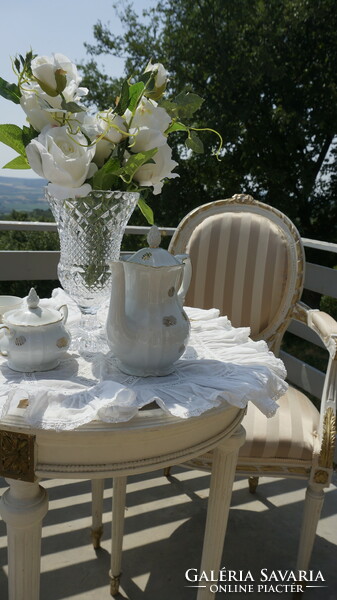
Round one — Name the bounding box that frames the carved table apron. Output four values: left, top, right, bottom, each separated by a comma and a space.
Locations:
0, 403, 245, 600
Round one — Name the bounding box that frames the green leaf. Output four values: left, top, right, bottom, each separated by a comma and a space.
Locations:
92, 156, 121, 190
137, 196, 154, 225
115, 79, 130, 116
0, 77, 21, 104
121, 148, 158, 183
22, 125, 38, 147
3, 155, 30, 169
60, 99, 86, 113
166, 121, 189, 134
185, 130, 204, 154
55, 69, 67, 94
128, 81, 145, 112
34, 76, 59, 97
174, 92, 204, 118
0, 124, 27, 156
138, 71, 156, 92
158, 99, 178, 119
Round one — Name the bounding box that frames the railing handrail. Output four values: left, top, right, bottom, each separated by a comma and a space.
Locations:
1, 220, 337, 254
0, 221, 176, 236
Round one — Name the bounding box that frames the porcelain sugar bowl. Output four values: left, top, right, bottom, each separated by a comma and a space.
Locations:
0, 288, 71, 372
106, 225, 192, 376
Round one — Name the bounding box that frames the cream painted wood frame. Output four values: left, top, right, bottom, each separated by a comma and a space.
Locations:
168, 193, 337, 573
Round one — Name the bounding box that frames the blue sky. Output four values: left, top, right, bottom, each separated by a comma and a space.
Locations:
0, 0, 155, 178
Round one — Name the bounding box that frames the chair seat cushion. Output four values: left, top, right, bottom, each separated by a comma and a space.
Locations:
239, 385, 320, 461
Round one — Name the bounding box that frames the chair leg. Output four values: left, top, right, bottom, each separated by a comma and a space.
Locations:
296, 483, 325, 571
248, 476, 259, 493
110, 476, 127, 596
91, 478, 105, 548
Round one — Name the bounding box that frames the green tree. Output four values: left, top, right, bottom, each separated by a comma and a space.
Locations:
80, 0, 337, 246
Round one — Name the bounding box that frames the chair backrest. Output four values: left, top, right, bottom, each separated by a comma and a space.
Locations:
169, 194, 305, 352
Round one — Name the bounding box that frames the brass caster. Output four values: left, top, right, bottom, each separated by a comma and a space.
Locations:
110, 572, 121, 596
90, 525, 103, 549
248, 476, 259, 494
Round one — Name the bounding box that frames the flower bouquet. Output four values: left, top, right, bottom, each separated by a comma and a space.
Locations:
0, 50, 220, 351
0, 50, 220, 221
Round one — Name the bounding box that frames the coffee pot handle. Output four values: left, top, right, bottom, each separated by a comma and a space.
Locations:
175, 254, 192, 306
58, 304, 68, 324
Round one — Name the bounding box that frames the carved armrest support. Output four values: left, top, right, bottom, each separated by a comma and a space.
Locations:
312, 407, 337, 486
293, 302, 337, 359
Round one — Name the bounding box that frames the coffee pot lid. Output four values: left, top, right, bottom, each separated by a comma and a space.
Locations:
127, 225, 182, 267
4, 288, 63, 326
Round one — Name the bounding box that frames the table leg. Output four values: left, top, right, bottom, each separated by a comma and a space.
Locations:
0, 478, 48, 600
110, 475, 127, 596
91, 478, 105, 548
196, 426, 245, 600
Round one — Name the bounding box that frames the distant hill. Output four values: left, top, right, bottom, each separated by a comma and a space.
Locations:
0, 176, 48, 214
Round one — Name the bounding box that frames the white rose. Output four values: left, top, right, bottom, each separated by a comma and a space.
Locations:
20, 80, 87, 132
26, 125, 97, 189
144, 62, 168, 89
31, 53, 81, 95
129, 127, 167, 153
127, 98, 171, 133
132, 143, 179, 195
80, 111, 126, 166
20, 91, 62, 131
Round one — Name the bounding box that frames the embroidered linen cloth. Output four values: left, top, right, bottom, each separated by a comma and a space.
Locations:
0, 289, 287, 430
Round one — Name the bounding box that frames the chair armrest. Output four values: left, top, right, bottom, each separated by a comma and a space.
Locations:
293, 301, 337, 359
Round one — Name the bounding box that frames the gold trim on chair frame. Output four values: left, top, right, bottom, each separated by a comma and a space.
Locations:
313, 407, 337, 485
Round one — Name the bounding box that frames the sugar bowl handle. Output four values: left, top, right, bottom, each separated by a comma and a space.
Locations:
0, 325, 10, 356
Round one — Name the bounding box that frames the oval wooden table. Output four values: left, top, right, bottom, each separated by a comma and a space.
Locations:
0, 402, 245, 600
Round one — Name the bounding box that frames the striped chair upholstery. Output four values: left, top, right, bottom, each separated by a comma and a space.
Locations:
168, 194, 336, 572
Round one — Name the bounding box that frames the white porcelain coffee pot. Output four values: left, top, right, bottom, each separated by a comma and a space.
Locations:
106, 226, 191, 376
0, 288, 71, 372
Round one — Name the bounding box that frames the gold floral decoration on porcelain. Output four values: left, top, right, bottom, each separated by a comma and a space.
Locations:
56, 336, 69, 348
163, 315, 177, 327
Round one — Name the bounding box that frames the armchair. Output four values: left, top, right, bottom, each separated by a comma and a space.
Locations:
167, 193, 336, 572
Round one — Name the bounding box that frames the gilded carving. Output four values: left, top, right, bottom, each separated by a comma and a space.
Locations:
0, 430, 35, 482
313, 469, 329, 484
319, 407, 336, 469
231, 193, 255, 204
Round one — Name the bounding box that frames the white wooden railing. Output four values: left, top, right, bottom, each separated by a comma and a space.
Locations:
0, 221, 336, 401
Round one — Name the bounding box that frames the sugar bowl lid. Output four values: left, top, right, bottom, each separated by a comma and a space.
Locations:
127, 225, 182, 267
4, 288, 63, 326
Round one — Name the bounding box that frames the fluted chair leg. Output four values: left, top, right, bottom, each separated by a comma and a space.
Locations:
91, 478, 105, 548
296, 483, 324, 571
110, 476, 127, 596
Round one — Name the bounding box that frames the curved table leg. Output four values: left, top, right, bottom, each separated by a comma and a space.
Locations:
110, 475, 127, 596
197, 426, 245, 600
91, 478, 105, 548
0, 478, 48, 600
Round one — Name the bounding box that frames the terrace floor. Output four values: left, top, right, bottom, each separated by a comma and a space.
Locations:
1, 468, 337, 600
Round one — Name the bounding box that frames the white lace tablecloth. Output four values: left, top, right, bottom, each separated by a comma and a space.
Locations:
0, 289, 288, 430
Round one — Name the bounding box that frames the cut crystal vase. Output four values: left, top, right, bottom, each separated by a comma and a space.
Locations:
46, 189, 139, 352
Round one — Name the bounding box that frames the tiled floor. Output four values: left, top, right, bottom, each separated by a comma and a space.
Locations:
0, 468, 336, 599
